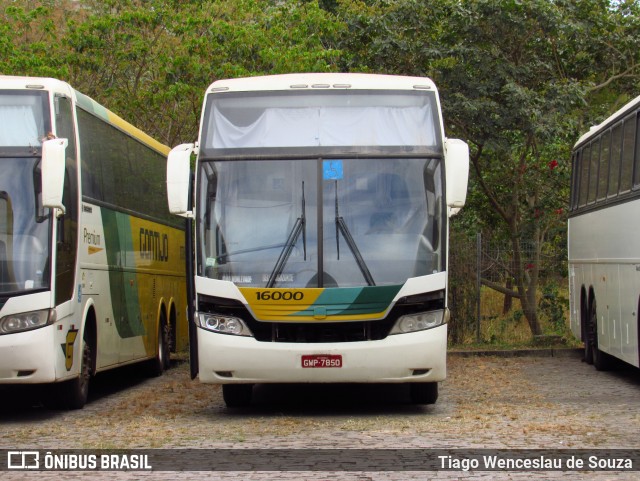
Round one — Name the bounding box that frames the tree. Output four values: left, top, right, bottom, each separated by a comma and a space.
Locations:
64, 0, 345, 145
336, 0, 640, 336
2, 0, 345, 145
0, 1, 72, 78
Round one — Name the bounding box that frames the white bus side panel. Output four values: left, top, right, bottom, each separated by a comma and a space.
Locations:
568, 200, 640, 368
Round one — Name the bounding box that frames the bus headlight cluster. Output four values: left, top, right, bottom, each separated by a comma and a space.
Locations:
0, 309, 56, 335
197, 312, 252, 337
390, 309, 447, 335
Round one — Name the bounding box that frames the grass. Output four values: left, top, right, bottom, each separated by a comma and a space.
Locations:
449, 282, 581, 350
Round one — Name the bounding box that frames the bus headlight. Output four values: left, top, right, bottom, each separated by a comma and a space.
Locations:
0, 309, 56, 335
197, 312, 253, 337
389, 309, 447, 335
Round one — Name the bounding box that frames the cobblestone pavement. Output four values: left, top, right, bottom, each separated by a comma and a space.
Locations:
0, 350, 639, 480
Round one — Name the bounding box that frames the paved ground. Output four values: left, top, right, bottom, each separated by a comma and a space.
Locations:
0, 350, 638, 480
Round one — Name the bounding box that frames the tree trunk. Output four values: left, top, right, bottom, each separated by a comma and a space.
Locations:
502, 277, 513, 314
511, 234, 543, 336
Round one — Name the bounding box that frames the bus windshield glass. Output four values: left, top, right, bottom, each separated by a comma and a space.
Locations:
0, 91, 49, 150
0, 157, 50, 294
198, 157, 443, 288
200, 90, 442, 155
0, 91, 51, 294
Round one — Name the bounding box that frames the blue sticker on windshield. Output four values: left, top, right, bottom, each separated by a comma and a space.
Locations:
323, 160, 343, 180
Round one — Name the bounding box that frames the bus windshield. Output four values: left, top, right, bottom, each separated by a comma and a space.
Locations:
0, 91, 49, 150
197, 157, 443, 288
0, 91, 51, 295
0, 157, 50, 294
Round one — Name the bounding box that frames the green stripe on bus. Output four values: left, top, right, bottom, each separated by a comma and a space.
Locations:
289, 285, 401, 318
102, 209, 145, 338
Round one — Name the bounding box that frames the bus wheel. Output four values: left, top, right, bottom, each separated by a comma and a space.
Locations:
409, 382, 438, 405
581, 293, 593, 364
64, 339, 92, 410
150, 317, 171, 377
588, 298, 611, 371
222, 384, 253, 408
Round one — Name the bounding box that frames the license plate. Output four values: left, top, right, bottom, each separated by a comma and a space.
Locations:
301, 354, 342, 368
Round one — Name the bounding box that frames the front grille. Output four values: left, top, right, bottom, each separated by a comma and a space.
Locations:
255, 319, 395, 343
197, 290, 444, 344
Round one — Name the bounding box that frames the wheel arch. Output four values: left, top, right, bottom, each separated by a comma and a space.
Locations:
81, 301, 97, 376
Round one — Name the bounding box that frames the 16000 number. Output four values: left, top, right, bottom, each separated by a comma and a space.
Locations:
255, 291, 304, 301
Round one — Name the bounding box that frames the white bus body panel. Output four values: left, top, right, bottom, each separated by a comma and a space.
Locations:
0, 324, 58, 383
568, 199, 640, 368
197, 324, 447, 384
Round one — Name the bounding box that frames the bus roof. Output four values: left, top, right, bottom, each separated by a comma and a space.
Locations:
0, 75, 169, 156
574, 93, 640, 148
207, 73, 437, 94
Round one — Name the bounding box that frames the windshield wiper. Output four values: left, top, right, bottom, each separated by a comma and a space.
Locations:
334, 181, 375, 286
266, 182, 307, 288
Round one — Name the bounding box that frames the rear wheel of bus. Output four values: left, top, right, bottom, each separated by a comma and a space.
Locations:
149, 313, 171, 377
587, 296, 612, 371
581, 289, 593, 364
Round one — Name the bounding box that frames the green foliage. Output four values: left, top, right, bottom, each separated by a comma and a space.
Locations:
336, 0, 640, 337
2, 0, 346, 145
0, 2, 68, 77
538, 282, 570, 335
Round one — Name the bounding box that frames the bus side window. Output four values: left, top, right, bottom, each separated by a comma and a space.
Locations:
578, 145, 590, 207
634, 111, 640, 188
587, 139, 599, 204
597, 130, 610, 201
620, 114, 636, 194
608, 123, 622, 198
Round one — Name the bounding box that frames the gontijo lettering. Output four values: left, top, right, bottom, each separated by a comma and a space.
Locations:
139, 228, 169, 262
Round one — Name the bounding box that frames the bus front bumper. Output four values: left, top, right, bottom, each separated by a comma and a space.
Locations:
197, 324, 447, 384
0, 325, 57, 383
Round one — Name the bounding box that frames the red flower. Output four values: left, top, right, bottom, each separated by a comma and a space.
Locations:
548, 160, 559, 170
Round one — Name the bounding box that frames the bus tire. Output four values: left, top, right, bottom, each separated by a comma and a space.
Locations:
222, 384, 253, 408
150, 316, 171, 377
64, 339, 92, 410
581, 290, 593, 364
409, 382, 438, 405
588, 297, 612, 371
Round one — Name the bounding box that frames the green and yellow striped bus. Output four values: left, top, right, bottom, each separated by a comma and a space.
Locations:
0, 76, 187, 408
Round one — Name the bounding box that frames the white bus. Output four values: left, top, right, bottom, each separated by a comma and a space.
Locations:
569, 94, 640, 371
167, 73, 469, 406
0, 76, 188, 409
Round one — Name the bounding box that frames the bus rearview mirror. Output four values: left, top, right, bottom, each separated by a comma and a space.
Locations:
167, 143, 195, 217
444, 138, 469, 216
41, 138, 68, 216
